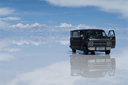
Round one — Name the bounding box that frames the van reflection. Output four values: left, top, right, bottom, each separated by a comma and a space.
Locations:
70, 54, 116, 78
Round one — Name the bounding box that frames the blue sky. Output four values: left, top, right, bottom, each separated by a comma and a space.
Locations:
0, 0, 128, 28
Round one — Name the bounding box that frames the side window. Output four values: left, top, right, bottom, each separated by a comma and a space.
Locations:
102, 32, 106, 36
72, 31, 80, 37
108, 31, 115, 37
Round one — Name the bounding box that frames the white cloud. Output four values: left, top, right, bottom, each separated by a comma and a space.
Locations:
0, 48, 21, 52
0, 22, 127, 46
12, 23, 45, 29
59, 23, 72, 27
0, 20, 10, 28
0, 7, 15, 16
11, 22, 96, 31
12, 23, 29, 29
44, 0, 128, 19
76, 24, 97, 29
0, 40, 10, 48
0, 53, 14, 61
0, 17, 21, 21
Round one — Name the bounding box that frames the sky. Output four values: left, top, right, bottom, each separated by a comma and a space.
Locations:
0, 0, 128, 41
1, 0, 128, 85
1, 0, 128, 27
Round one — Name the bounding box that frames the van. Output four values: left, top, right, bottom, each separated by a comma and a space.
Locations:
70, 29, 116, 54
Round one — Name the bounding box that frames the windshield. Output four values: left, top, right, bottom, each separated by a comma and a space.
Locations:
87, 30, 107, 38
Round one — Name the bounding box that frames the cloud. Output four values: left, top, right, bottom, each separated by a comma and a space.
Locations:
0, 17, 21, 21
59, 23, 72, 27
0, 48, 21, 52
0, 22, 127, 46
0, 40, 10, 48
0, 53, 14, 61
76, 24, 97, 29
9, 22, 97, 31
3, 23, 98, 45
0, 7, 15, 16
44, 0, 128, 19
12, 23, 45, 29
0, 20, 10, 28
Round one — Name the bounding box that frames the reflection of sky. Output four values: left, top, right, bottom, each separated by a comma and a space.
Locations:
0, 31, 128, 85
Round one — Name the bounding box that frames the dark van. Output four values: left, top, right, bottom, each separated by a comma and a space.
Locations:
70, 29, 116, 54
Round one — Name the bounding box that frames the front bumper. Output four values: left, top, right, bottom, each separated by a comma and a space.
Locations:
88, 47, 111, 51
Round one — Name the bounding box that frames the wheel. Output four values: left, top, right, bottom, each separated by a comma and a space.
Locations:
84, 47, 88, 54
72, 49, 76, 53
91, 51, 95, 54
105, 50, 110, 54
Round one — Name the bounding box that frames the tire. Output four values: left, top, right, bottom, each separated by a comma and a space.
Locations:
91, 51, 95, 54
72, 49, 76, 53
84, 47, 88, 54
105, 50, 110, 54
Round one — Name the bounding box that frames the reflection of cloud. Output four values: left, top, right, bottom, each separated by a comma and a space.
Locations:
56, 40, 69, 45
0, 41, 21, 52
113, 48, 128, 70
8, 61, 80, 85
0, 36, 69, 45
44, 0, 128, 19
7, 50, 128, 85
0, 53, 14, 61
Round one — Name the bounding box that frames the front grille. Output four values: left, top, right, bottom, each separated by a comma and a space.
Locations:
93, 43, 107, 46
93, 42, 106, 43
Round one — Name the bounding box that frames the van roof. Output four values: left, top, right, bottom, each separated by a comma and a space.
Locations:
70, 29, 104, 32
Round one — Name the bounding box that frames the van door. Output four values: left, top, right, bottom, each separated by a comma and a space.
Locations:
108, 30, 116, 48
70, 31, 81, 49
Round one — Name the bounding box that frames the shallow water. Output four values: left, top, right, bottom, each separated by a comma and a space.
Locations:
0, 34, 128, 85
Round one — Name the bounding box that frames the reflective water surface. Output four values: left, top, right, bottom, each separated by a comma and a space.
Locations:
70, 54, 115, 78
0, 35, 128, 85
